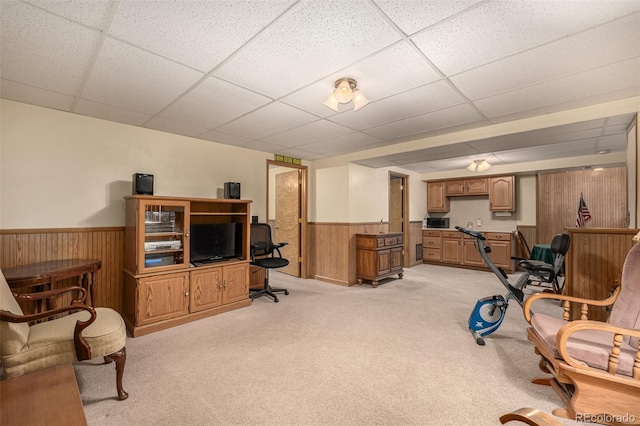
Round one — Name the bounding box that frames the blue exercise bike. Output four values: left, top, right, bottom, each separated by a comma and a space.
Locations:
455, 226, 528, 346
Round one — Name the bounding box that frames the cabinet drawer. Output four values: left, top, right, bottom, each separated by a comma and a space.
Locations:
441, 231, 460, 239
384, 237, 396, 246
486, 232, 511, 241
423, 230, 441, 237
423, 237, 441, 247
423, 248, 441, 261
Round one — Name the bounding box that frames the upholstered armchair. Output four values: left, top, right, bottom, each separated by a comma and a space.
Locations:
522, 242, 640, 423
0, 269, 128, 400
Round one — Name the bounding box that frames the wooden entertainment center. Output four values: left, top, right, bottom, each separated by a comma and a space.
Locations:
123, 195, 252, 337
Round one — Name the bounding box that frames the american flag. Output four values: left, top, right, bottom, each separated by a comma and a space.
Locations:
576, 193, 592, 227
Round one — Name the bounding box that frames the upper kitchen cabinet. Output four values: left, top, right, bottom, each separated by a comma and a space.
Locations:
445, 178, 488, 196
427, 181, 450, 212
489, 176, 515, 211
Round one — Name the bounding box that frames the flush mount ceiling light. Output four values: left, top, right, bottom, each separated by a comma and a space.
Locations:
467, 159, 491, 172
323, 78, 369, 112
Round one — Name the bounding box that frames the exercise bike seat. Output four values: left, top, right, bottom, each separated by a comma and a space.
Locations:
518, 259, 554, 274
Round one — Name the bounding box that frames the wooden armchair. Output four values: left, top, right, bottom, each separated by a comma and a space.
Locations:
522, 242, 640, 424
0, 269, 128, 400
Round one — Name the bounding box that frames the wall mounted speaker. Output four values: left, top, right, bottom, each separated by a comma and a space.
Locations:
133, 173, 154, 195
224, 182, 241, 199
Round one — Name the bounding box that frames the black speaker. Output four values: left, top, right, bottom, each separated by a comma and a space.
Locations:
224, 182, 241, 199
132, 173, 154, 195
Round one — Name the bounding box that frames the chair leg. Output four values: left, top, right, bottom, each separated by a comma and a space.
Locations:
104, 347, 128, 401
249, 269, 289, 303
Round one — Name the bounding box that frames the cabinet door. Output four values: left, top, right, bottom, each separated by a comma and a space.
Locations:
222, 263, 249, 304
427, 181, 449, 212
137, 273, 189, 326
465, 178, 489, 195
389, 247, 403, 273
444, 180, 466, 196
441, 238, 462, 264
377, 249, 391, 275
138, 199, 190, 274
487, 240, 512, 269
190, 268, 223, 313
489, 176, 515, 211
463, 240, 485, 267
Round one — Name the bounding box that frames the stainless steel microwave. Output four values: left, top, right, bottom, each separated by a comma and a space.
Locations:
426, 218, 450, 228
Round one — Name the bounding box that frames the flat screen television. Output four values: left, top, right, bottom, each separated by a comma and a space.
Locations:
189, 222, 242, 263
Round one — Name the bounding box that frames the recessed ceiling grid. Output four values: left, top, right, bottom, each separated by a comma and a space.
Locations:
1, 0, 638, 172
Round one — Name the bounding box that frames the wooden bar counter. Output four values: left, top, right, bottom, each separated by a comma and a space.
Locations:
565, 227, 638, 321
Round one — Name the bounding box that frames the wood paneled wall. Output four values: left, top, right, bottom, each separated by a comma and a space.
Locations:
307, 220, 440, 285
537, 167, 627, 243
0, 228, 124, 312
565, 227, 637, 321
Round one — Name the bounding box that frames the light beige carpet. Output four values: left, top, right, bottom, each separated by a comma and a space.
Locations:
75, 264, 580, 425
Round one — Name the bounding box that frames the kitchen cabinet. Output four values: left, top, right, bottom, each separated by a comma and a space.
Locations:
441, 231, 462, 264
422, 230, 442, 262
423, 230, 513, 272
356, 233, 404, 288
427, 181, 450, 212
489, 176, 515, 211
445, 178, 488, 196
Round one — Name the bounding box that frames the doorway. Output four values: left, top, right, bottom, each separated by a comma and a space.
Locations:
389, 172, 409, 267
266, 160, 308, 278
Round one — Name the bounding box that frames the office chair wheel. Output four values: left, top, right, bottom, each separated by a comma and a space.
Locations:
274, 297, 279, 302
284, 290, 289, 295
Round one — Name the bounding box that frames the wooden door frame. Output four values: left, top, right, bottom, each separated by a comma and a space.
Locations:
389, 171, 409, 267
266, 160, 308, 279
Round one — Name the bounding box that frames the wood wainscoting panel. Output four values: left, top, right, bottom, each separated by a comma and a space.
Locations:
537, 167, 627, 244
565, 227, 637, 321
0, 228, 124, 312
516, 225, 537, 253
308, 222, 388, 286
409, 221, 423, 267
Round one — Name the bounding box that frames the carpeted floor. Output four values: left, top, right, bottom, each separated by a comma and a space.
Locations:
75, 263, 581, 425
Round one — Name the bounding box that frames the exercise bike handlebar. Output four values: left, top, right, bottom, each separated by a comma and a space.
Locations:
455, 226, 486, 241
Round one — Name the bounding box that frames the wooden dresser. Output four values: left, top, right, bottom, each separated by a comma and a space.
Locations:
355, 233, 404, 288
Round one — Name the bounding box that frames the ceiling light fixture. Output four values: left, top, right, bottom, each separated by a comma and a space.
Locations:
467, 159, 491, 172
323, 78, 369, 112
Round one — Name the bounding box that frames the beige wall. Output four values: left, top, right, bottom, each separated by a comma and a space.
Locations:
0, 99, 272, 229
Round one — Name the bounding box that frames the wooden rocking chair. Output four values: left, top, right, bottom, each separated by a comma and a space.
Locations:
521, 241, 640, 424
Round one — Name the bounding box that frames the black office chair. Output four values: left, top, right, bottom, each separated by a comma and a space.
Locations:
249, 223, 290, 302
513, 233, 570, 294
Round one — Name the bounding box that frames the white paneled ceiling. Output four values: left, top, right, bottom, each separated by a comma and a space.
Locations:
1, 0, 639, 173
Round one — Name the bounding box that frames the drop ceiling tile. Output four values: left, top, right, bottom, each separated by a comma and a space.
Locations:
214, 0, 402, 98
595, 134, 627, 151
475, 57, 640, 119
145, 117, 209, 138
82, 38, 204, 114
199, 129, 258, 147
494, 140, 598, 162
451, 12, 640, 100
158, 77, 272, 128
297, 132, 385, 156
353, 157, 397, 168
264, 120, 354, 148
1, 79, 74, 111
281, 41, 442, 116
412, 0, 640, 75
217, 102, 317, 139
28, 0, 113, 29
420, 153, 503, 171
363, 103, 484, 140
329, 80, 466, 130
75, 99, 152, 126
274, 147, 326, 161
606, 113, 637, 127
382, 143, 478, 164
602, 123, 632, 136
109, 1, 295, 72
374, 0, 483, 35
0, 1, 101, 94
